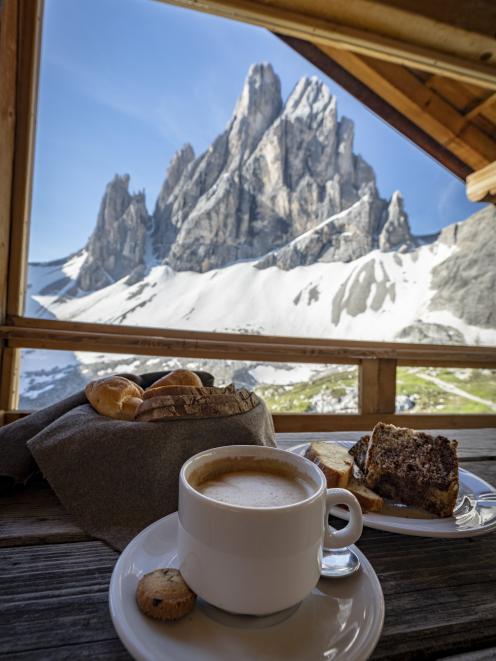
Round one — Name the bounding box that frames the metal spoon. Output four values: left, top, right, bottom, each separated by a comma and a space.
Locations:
321, 546, 360, 578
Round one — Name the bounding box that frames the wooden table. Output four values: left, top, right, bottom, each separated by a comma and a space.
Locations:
1, 429, 496, 660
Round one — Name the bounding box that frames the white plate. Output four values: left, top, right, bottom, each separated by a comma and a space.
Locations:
109, 512, 384, 661
289, 441, 496, 538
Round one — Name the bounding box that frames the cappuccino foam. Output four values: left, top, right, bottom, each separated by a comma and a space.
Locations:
191, 459, 315, 508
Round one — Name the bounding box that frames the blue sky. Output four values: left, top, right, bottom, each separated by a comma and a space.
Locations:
29, 0, 482, 262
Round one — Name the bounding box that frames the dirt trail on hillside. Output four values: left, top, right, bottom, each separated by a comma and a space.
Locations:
416, 373, 496, 411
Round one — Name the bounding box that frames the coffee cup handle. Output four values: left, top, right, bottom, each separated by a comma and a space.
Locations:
323, 488, 363, 549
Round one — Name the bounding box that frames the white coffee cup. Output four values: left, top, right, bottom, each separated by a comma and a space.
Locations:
177, 445, 363, 615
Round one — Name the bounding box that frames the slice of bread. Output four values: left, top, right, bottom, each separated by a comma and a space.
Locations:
347, 476, 383, 513
304, 441, 353, 488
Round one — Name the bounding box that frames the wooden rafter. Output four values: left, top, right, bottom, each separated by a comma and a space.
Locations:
314, 44, 496, 172
164, 0, 496, 89
464, 91, 496, 122
466, 161, 496, 203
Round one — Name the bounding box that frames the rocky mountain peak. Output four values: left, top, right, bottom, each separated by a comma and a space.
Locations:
283, 76, 335, 123
77, 174, 150, 291
76, 62, 417, 288
234, 62, 281, 121
98, 174, 132, 227
379, 190, 414, 252
227, 62, 282, 168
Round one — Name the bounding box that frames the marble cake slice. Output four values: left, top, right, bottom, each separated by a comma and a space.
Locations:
349, 435, 370, 474
364, 422, 459, 517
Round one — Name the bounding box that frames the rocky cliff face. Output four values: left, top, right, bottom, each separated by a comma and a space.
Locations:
78, 175, 150, 291
430, 205, 496, 329
161, 69, 392, 272
76, 62, 418, 287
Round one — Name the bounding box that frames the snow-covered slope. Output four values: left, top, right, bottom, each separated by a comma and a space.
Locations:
26, 238, 496, 346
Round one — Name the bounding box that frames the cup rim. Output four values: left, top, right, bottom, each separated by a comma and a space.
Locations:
180, 444, 326, 513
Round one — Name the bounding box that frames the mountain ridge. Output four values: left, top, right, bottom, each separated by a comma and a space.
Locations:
75, 62, 418, 291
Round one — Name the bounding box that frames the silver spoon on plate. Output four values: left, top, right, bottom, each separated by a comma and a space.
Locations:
321, 546, 360, 578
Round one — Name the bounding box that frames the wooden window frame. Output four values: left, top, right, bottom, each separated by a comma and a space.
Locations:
1, 0, 495, 431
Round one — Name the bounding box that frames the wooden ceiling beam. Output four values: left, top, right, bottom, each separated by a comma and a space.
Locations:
466, 161, 496, 203
464, 91, 496, 122
315, 44, 496, 171
164, 0, 496, 89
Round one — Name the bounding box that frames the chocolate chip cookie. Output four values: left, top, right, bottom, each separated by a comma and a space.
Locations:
136, 568, 196, 621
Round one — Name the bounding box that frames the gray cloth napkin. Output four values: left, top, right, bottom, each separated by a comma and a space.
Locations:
0, 370, 213, 489
27, 399, 275, 551
0, 390, 88, 489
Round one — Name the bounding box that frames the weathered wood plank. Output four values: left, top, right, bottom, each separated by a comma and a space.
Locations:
5, 410, 496, 433
0, 639, 131, 660
0, 541, 120, 655
440, 648, 496, 661
4, 318, 496, 366
274, 414, 496, 432
1, 523, 496, 659
0, 480, 90, 548
340, 518, 496, 659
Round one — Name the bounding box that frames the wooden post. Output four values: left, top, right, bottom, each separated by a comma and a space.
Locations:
0, 0, 43, 412
6, 0, 43, 318
0, 0, 19, 417
0, 0, 18, 324
359, 358, 397, 415
0, 347, 20, 411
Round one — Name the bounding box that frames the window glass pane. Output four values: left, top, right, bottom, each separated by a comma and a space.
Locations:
19, 349, 358, 413
396, 367, 496, 414
25, 0, 495, 348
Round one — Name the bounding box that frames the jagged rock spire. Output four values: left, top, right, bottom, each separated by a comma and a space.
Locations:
78, 175, 150, 291
379, 191, 414, 252
228, 62, 282, 166
156, 144, 195, 207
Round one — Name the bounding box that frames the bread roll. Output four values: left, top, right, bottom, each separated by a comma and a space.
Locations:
143, 384, 202, 400
120, 396, 144, 421
148, 370, 203, 389
85, 376, 144, 420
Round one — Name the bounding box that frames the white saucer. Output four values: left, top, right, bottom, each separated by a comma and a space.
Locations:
289, 442, 496, 538
109, 512, 384, 661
